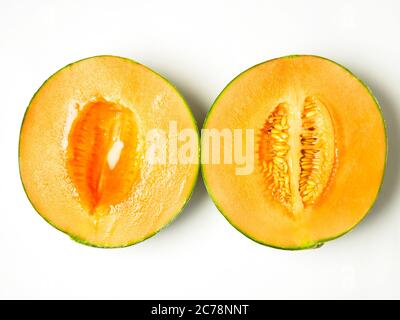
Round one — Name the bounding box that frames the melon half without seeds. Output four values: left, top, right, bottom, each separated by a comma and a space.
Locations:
19, 56, 199, 247
202, 55, 386, 249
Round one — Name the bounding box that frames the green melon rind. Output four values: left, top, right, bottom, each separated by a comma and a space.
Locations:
19, 55, 200, 248
201, 54, 387, 250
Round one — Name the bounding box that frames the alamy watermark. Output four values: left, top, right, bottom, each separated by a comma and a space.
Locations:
145, 121, 255, 175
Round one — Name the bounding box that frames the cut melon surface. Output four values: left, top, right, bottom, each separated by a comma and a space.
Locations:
19, 56, 199, 247
202, 55, 386, 249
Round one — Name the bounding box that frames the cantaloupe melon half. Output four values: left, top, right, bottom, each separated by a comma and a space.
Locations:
202, 55, 386, 249
19, 56, 199, 247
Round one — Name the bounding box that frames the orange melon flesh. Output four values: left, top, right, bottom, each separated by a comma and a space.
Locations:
19, 56, 199, 247
202, 55, 386, 249
67, 98, 139, 214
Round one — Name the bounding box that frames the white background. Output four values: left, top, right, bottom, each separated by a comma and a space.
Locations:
0, 0, 399, 299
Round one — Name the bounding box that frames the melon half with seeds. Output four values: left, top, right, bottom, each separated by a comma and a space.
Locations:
202, 55, 386, 249
19, 56, 199, 247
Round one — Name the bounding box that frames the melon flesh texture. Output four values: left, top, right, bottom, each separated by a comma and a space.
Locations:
67, 98, 139, 215
19, 56, 199, 247
202, 55, 386, 249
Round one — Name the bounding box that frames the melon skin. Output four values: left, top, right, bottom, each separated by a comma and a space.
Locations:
202, 55, 387, 250
19, 56, 200, 248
